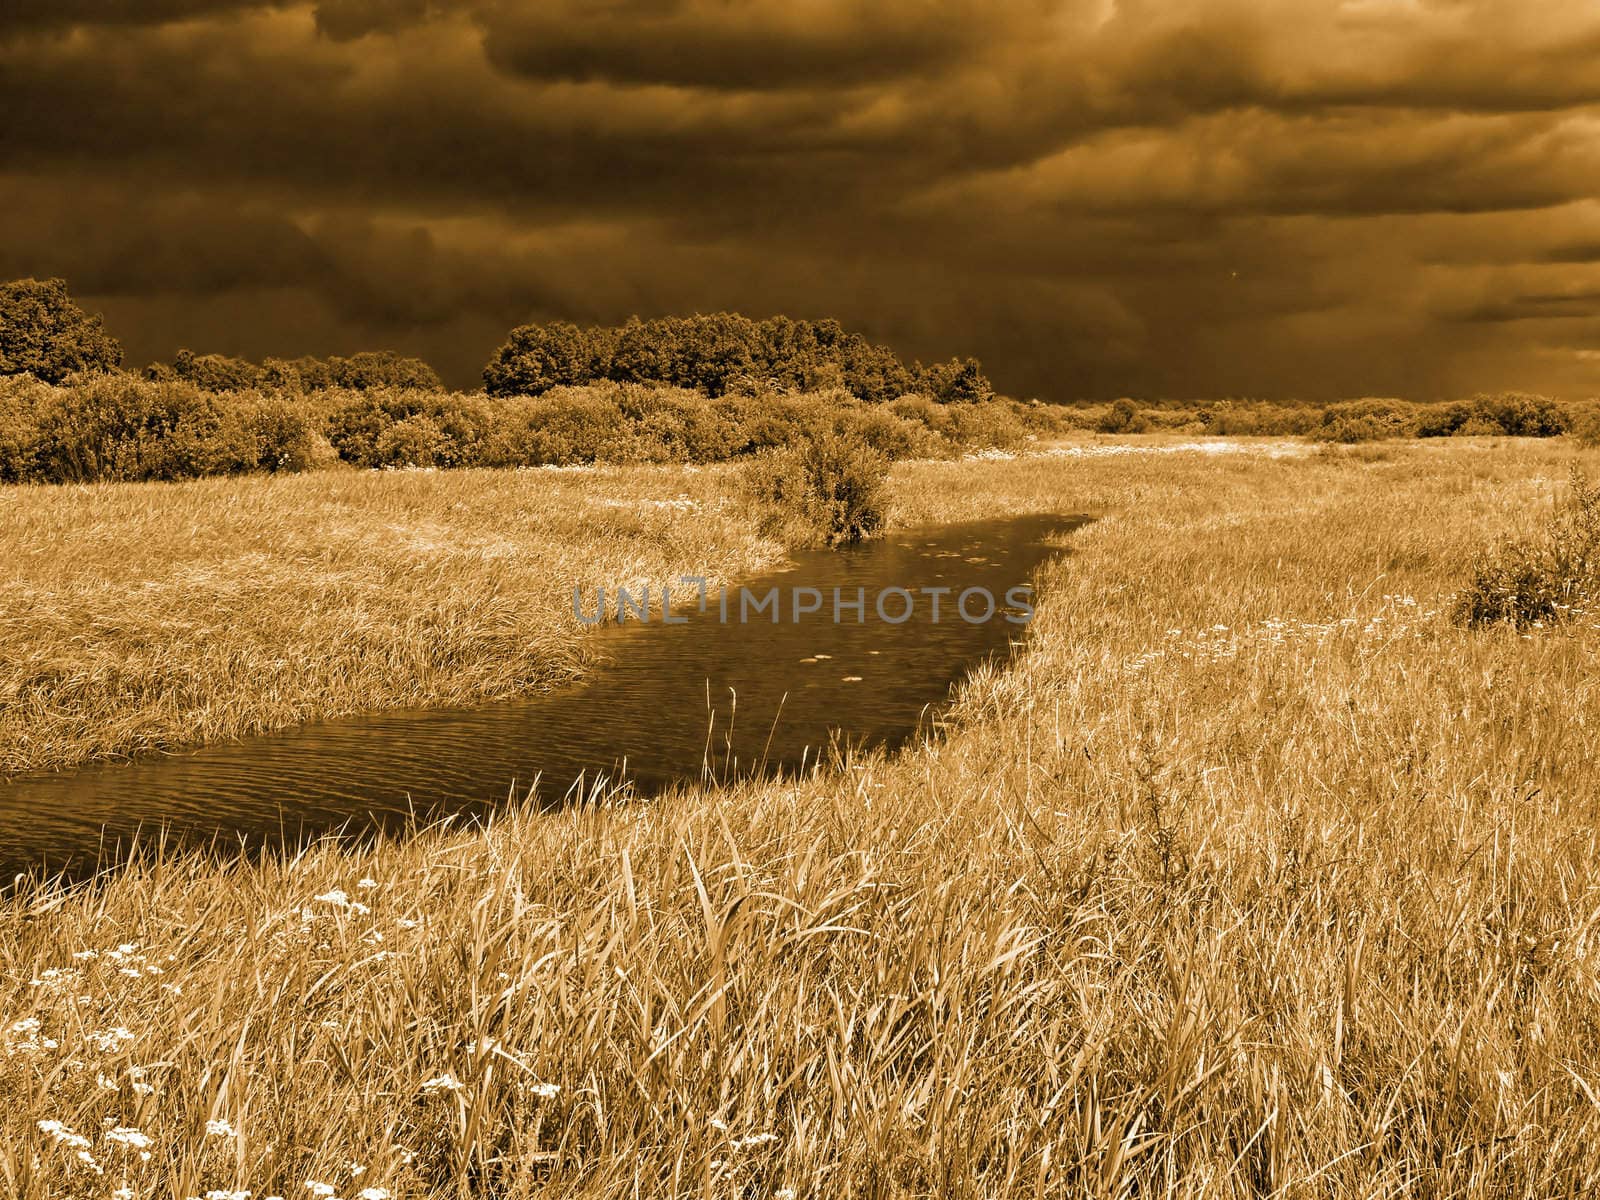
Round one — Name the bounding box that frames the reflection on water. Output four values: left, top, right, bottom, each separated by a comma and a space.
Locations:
0, 513, 1081, 878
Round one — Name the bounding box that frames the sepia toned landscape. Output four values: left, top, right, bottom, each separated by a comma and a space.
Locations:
6, 2, 1600, 1198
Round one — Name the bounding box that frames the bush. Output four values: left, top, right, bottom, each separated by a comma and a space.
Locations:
1454, 466, 1600, 628
328, 351, 442, 392
239, 394, 329, 473
1198, 401, 1318, 437
326, 389, 491, 468
1097, 397, 1148, 434
1317, 399, 1418, 443
1569, 406, 1600, 448
1415, 402, 1471, 438
155, 349, 262, 391
942, 401, 1030, 450
373, 414, 452, 468
0, 375, 49, 482
1454, 415, 1505, 437
916, 356, 993, 404
29, 375, 264, 482
745, 429, 889, 547
1467, 392, 1570, 438
478, 389, 628, 466
834, 405, 943, 461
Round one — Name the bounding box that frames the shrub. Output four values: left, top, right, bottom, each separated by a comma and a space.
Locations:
373, 414, 452, 468
1569, 406, 1600, 448
326, 389, 491, 468
478, 389, 628, 466
0, 375, 49, 482
155, 349, 262, 391
1097, 397, 1148, 434
239, 394, 328, 473
1454, 466, 1600, 627
1196, 401, 1318, 437
1415, 402, 1471, 438
834, 405, 943, 461
1317, 399, 1418, 443
942, 401, 1030, 450
28, 374, 265, 482
614, 384, 744, 462
745, 429, 889, 547
1453, 415, 1505, 437
0, 278, 122, 383
917, 356, 993, 404
1467, 392, 1570, 437
328, 351, 442, 392
483, 312, 934, 404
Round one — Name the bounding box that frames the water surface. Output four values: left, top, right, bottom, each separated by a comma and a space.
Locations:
1, 513, 1079, 877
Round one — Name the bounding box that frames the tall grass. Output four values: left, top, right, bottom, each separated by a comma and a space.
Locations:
6, 440, 1600, 1196
0, 465, 783, 777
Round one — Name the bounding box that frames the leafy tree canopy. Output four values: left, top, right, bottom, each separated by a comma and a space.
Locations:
485, 312, 989, 404
0, 278, 123, 384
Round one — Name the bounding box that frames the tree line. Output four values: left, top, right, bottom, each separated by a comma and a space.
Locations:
482, 314, 993, 404
0, 278, 995, 405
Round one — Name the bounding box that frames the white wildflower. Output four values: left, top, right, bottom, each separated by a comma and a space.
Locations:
38, 1119, 92, 1151
106, 1126, 151, 1151
88, 1027, 136, 1052
205, 1118, 238, 1138
305, 1182, 336, 1198
420, 1073, 464, 1094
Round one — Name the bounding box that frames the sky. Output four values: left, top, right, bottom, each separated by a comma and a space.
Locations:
2, 0, 1599, 400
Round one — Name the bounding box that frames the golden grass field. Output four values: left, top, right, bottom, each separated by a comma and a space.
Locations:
6, 437, 1600, 1197
0, 464, 784, 778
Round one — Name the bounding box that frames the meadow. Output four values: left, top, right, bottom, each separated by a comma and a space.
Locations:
6, 436, 1600, 1197
0, 465, 783, 778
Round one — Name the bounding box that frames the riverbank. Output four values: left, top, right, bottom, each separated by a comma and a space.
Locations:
7, 439, 1600, 1196
0, 434, 1292, 780
0, 464, 785, 777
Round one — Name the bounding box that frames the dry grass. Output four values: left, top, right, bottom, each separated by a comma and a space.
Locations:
0, 464, 782, 777
7, 439, 1600, 1197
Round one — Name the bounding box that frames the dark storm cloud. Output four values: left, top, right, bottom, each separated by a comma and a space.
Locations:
1, 0, 1598, 398
476, 0, 1041, 91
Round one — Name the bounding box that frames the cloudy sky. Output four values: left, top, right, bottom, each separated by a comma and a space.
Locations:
4, 0, 1599, 399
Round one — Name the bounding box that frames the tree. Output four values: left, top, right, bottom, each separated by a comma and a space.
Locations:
327, 350, 441, 391
608, 316, 685, 389
0, 278, 122, 383
918, 356, 993, 404
483, 321, 599, 396
675, 313, 758, 396
156, 348, 262, 391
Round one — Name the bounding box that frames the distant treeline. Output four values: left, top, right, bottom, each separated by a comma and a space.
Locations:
140, 315, 994, 406
145, 348, 443, 394
1083, 394, 1581, 441
2, 277, 995, 405
483, 314, 993, 404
